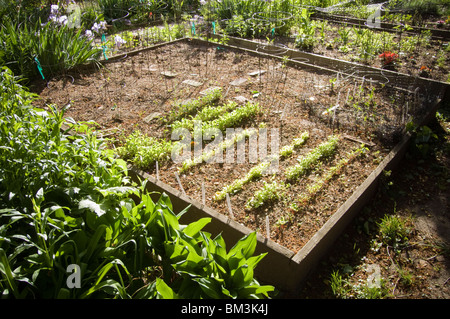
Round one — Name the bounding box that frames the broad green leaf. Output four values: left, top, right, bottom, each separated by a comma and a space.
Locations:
155, 278, 178, 299
85, 224, 107, 262
231, 264, 253, 289
193, 277, 223, 299
246, 253, 267, 270
81, 279, 129, 299
236, 284, 275, 299
79, 199, 106, 217
182, 217, 211, 238
227, 232, 257, 260
0, 248, 19, 298
176, 203, 191, 220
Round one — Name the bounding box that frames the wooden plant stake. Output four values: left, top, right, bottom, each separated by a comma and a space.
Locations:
226, 193, 234, 219
202, 181, 206, 206
155, 161, 159, 181
175, 172, 186, 197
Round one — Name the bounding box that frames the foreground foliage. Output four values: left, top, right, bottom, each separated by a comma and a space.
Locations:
0, 67, 273, 299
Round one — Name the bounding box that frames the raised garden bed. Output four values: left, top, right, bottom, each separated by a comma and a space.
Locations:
30, 37, 446, 291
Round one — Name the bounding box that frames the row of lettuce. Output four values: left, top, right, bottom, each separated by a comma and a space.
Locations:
0, 66, 274, 298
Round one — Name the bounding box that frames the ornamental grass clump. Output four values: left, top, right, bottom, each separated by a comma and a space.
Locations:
0, 15, 101, 82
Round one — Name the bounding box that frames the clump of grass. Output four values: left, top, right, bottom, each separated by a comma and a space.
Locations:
329, 270, 348, 298
377, 211, 413, 250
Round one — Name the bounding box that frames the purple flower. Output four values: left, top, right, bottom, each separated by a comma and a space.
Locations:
114, 35, 126, 47
85, 30, 94, 40
51, 4, 59, 15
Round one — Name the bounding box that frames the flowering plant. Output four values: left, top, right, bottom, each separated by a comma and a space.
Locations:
379, 51, 399, 65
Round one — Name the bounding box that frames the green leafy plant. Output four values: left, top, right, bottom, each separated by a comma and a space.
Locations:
203, 101, 261, 133
117, 130, 176, 169
279, 132, 310, 158
245, 181, 288, 210
294, 9, 317, 51
171, 100, 239, 132
179, 128, 257, 173
295, 144, 368, 207
168, 87, 222, 122
214, 161, 271, 201
377, 212, 413, 251
285, 135, 339, 181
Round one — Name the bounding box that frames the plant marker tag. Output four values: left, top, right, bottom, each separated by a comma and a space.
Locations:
101, 34, 108, 60
266, 215, 270, 239
34, 57, 45, 80
271, 27, 275, 37
212, 21, 216, 34
191, 22, 196, 36
226, 193, 233, 219
175, 172, 186, 197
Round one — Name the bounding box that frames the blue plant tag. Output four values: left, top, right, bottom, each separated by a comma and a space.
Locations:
34, 57, 45, 80
101, 34, 108, 60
